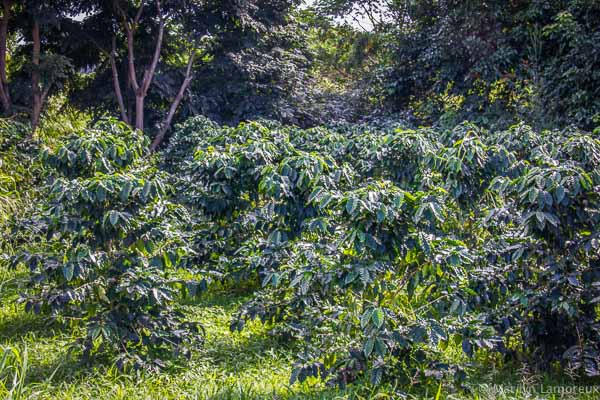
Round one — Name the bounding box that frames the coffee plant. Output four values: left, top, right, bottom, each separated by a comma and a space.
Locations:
13, 119, 203, 370
160, 117, 600, 388
10, 115, 599, 387
477, 127, 600, 376
0, 119, 38, 255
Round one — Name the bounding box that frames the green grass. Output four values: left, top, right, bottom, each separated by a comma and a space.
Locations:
0, 268, 350, 399
1, 266, 599, 400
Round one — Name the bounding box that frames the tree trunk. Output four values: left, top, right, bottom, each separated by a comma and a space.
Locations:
135, 94, 144, 131
126, 71, 134, 121
0, 0, 12, 115
31, 18, 41, 133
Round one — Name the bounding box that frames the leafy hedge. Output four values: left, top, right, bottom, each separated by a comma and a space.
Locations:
11, 116, 600, 387
0, 119, 37, 251
166, 117, 600, 386
15, 119, 203, 370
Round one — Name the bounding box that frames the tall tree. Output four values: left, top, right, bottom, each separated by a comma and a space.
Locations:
70, 0, 305, 147
74, 0, 202, 147
0, 0, 12, 115
11, 0, 77, 133
114, 0, 164, 132
30, 14, 41, 130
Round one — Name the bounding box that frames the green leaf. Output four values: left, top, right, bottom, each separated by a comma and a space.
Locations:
319, 193, 333, 209
145, 240, 155, 254
63, 264, 74, 281
435, 382, 443, 400
346, 197, 358, 215
429, 202, 444, 222
376, 208, 386, 223
268, 230, 282, 245
462, 339, 473, 357
371, 368, 383, 385
162, 252, 172, 268
374, 337, 387, 357
290, 368, 301, 385
67, 150, 76, 164
271, 273, 280, 287
120, 181, 133, 202
410, 326, 427, 343
414, 204, 425, 223
262, 273, 273, 287
393, 192, 405, 208
555, 185, 565, 203
371, 308, 384, 329
142, 181, 152, 200
360, 309, 373, 329
544, 212, 559, 227
535, 211, 545, 224
109, 211, 119, 227
363, 337, 374, 357
528, 188, 538, 204
96, 185, 106, 202
308, 187, 323, 203
345, 271, 359, 285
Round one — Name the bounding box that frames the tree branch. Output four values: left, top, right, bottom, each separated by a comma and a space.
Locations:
358, 3, 377, 30
0, 0, 11, 86
41, 81, 52, 104
140, 0, 163, 95
110, 35, 129, 124
125, 27, 139, 91
115, 0, 142, 92
133, 0, 145, 25
30, 18, 42, 133
150, 48, 196, 151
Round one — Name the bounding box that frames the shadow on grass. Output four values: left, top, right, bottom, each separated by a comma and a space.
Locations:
201, 328, 295, 369
24, 350, 105, 386
0, 284, 310, 398
181, 288, 255, 309
0, 268, 71, 341
189, 291, 300, 369
0, 310, 70, 341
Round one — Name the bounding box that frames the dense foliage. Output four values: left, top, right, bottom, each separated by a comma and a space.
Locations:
13, 119, 203, 370
158, 117, 599, 387
2, 0, 600, 397
312, 0, 600, 130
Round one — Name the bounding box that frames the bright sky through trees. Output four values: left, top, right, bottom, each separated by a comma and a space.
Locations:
303, 0, 377, 30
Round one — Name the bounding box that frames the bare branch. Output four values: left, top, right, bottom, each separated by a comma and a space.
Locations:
0, 0, 13, 112
140, 0, 163, 94
30, 18, 42, 133
125, 26, 139, 91
358, 3, 377, 30
133, 0, 145, 25
184, 48, 195, 77
110, 35, 129, 124
115, 0, 144, 91
0, 0, 12, 85
41, 81, 52, 104
150, 48, 196, 151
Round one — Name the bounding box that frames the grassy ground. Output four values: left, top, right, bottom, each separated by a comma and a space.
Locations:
0, 268, 369, 399
1, 266, 599, 400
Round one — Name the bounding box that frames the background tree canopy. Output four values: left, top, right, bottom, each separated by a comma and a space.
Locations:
2, 0, 598, 141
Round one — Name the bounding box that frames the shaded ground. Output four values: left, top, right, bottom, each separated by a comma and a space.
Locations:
0, 266, 598, 400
